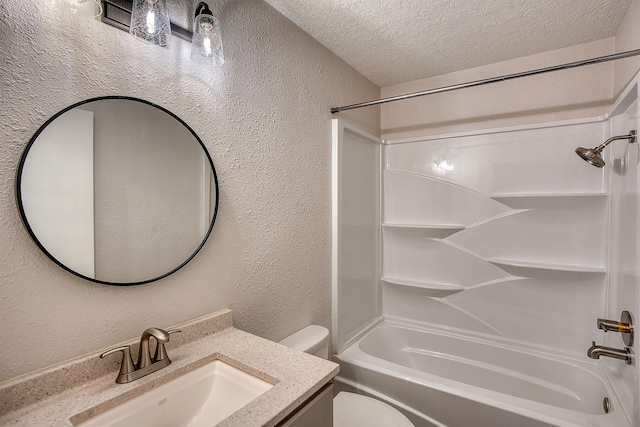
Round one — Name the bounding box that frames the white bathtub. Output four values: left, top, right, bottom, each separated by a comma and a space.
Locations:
334, 320, 629, 427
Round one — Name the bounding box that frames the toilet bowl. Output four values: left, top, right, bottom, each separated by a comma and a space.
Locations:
279, 325, 414, 427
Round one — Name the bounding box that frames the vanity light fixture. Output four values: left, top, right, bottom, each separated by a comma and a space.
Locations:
190, 2, 225, 66
129, 0, 172, 47
100, 0, 224, 65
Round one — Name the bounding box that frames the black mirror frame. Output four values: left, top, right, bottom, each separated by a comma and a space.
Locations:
16, 96, 219, 286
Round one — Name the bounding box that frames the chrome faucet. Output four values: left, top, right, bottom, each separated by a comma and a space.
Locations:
587, 341, 634, 365
101, 327, 181, 384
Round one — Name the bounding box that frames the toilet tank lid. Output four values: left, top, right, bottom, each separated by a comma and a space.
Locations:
278, 325, 329, 354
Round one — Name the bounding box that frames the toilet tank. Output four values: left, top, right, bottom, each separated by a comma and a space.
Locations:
279, 325, 329, 359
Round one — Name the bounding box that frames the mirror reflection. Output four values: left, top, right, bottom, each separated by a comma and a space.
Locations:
18, 97, 219, 285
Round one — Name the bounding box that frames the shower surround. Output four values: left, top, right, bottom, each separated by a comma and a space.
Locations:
332, 77, 640, 426
382, 118, 608, 355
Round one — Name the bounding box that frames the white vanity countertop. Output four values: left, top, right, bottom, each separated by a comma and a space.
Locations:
0, 309, 339, 427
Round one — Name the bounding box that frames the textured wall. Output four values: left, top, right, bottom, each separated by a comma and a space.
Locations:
0, 0, 379, 381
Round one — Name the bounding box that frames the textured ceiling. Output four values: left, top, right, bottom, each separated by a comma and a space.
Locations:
264, 0, 633, 87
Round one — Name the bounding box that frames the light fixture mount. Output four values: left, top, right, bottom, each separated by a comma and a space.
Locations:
195, 2, 213, 17
99, 0, 224, 65
101, 0, 194, 42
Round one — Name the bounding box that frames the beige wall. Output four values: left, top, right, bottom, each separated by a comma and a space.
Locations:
381, 0, 640, 141
615, 0, 640, 95
381, 38, 616, 140
0, 0, 379, 381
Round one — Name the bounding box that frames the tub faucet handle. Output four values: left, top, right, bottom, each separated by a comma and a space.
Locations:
597, 319, 632, 333
597, 310, 634, 346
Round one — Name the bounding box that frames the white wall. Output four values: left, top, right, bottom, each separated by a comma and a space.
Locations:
20, 108, 95, 279
605, 85, 639, 426
382, 119, 610, 354
332, 121, 382, 353
0, 0, 379, 381
608, 4, 640, 422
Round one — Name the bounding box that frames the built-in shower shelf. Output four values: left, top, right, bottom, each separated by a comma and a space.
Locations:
382, 223, 465, 238
381, 277, 464, 297
488, 258, 606, 274
490, 192, 607, 209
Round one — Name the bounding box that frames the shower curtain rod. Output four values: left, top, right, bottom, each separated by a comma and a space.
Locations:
330, 48, 640, 114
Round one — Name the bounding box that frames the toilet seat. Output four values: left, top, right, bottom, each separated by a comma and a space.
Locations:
333, 391, 414, 427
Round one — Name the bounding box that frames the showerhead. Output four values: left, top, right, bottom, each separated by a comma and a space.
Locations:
575, 130, 636, 168
575, 146, 605, 168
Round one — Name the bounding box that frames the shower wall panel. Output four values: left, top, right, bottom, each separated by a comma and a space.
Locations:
332, 120, 382, 353
382, 119, 610, 354
603, 85, 639, 424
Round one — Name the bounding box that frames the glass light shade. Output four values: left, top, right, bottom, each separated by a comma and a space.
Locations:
51, 0, 102, 18
190, 14, 224, 65
129, 0, 171, 47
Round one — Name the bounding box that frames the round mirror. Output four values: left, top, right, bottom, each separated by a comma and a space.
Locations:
17, 96, 219, 286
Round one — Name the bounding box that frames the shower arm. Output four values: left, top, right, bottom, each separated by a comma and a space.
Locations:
593, 131, 637, 152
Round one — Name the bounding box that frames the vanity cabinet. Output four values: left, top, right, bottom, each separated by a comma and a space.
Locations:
279, 383, 333, 427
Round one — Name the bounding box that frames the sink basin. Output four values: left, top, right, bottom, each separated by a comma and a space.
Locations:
74, 359, 274, 427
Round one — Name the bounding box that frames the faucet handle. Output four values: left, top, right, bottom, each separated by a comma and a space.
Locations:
597, 310, 634, 346
154, 328, 182, 362
100, 345, 136, 383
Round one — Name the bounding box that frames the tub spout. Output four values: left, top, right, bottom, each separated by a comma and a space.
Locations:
587, 341, 634, 365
